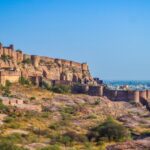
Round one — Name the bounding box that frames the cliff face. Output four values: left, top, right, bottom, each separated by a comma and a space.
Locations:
0, 43, 95, 85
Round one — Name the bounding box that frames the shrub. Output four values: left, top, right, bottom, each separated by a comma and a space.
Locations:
1, 133, 23, 144
30, 96, 36, 101
61, 106, 77, 115
58, 135, 72, 146
39, 145, 61, 150
16, 49, 22, 53
0, 142, 26, 150
32, 128, 49, 137
63, 131, 87, 143
49, 123, 60, 130
1, 81, 12, 97
94, 99, 101, 105
51, 84, 71, 94
23, 58, 31, 64
5, 80, 12, 87
0, 99, 9, 113
2, 87, 11, 97
4, 116, 15, 123
1, 54, 12, 62
87, 117, 131, 142
42, 81, 51, 90
19, 77, 30, 85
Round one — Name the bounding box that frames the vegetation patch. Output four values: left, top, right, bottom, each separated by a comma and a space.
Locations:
51, 85, 71, 94
19, 77, 30, 85
87, 117, 131, 142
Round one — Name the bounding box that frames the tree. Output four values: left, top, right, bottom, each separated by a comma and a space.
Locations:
19, 77, 30, 85
87, 117, 131, 142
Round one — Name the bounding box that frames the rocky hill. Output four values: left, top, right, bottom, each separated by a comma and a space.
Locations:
0, 43, 149, 150
0, 83, 149, 150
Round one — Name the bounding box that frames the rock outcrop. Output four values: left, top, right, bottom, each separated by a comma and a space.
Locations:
107, 138, 150, 150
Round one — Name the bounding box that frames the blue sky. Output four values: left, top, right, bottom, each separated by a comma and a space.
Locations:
0, 0, 150, 80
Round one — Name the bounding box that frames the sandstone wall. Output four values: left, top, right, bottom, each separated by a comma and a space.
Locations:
31, 55, 40, 68
0, 43, 94, 87
104, 88, 150, 103
0, 71, 20, 85
88, 85, 104, 96
0, 44, 24, 63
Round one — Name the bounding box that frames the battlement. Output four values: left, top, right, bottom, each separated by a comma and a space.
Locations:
0, 43, 93, 88
104, 87, 150, 103
0, 43, 23, 62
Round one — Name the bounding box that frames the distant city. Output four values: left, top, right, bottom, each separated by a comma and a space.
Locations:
104, 80, 150, 90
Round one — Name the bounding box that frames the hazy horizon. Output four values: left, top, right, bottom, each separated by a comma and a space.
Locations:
0, 0, 150, 80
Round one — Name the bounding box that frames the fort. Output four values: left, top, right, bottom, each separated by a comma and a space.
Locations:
0, 43, 150, 110
0, 43, 95, 86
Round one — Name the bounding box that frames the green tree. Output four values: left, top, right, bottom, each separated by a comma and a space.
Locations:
19, 77, 30, 85
88, 117, 131, 142
1, 54, 11, 62
51, 84, 71, 94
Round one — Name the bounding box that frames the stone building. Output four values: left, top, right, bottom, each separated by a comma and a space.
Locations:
0, 70, 20, 86
0, 43, 96, 86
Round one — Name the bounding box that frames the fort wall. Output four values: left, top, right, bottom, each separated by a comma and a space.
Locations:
0, 43, 93, 88
0, 71, 20, 85
147, 90, 150, 99
31, 55, 40, 68
61, 59, 71, 66
88, 85, 104, 96
0, 44, 24, 62
103, 87, 150, 103
82, 63, 88, 71
23, 54, 31, 60
70, 61, 82, 69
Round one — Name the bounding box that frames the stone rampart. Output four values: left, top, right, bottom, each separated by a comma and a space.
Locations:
104, 87, 150, 103
0, 70, 21, 85
0, 44, 24, 62
88, 85, 104, 96
31, 55, 40, 68
61, 59, 71, 66
70, 61, 82, 69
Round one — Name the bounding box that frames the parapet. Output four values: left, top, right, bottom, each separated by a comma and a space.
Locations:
41, 57, 55, 63
70, 61, 82, 69
82, 63, 88, 71
0, 44, 17, 59
61, 59, 71, 66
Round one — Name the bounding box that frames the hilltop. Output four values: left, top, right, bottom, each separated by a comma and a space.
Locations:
0, 43, 96, 86
0, 43, 149, 150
